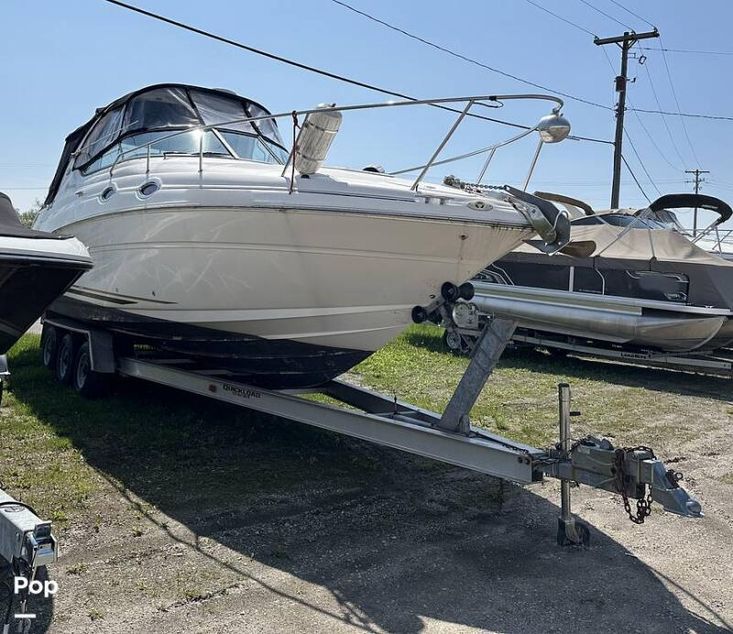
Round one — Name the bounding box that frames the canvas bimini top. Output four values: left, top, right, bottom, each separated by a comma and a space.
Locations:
45, 83, 289, 206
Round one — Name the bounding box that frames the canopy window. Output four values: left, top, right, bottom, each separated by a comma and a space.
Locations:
65, 84, 288, 177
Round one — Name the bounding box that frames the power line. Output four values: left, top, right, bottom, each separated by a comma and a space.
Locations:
629, 107, 684, 172
523, 0, 597, 37
621, 154, 651, 202
639, 46, 733, 57
629, 107, 733, 122
599, 44, 683, 173
100, 0, 532, 132
641, 62, 688, 169
526, 3, 663, 202
658, 38, 702, 166
329, 0, 611, 110
578, 0, 635, 31
101, 0, 616, 144
606, 0, 656, 30
623, 128, 662, 196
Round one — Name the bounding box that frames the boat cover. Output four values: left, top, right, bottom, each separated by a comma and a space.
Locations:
513, 222, 733, 309
0, 193, 61, 240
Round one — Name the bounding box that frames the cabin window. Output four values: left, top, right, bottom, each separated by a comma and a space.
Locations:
75, 107, 124, 167
219, 131, 287, 164
81, 130, 229, 174
119, 130, 228, 158
190, 89, 287, 163
123, 87, 199, 131
190, 90, 256, 134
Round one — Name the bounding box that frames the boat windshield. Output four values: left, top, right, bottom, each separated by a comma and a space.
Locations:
72, 85, 288, 174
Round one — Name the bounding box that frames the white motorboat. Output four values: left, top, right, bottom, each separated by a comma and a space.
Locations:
35, 83, 571, 387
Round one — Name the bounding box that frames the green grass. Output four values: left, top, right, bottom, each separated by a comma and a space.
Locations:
352, 324, 719, 448
1, 327, 729, 531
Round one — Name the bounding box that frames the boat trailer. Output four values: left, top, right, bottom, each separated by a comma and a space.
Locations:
43, 309, 702, 548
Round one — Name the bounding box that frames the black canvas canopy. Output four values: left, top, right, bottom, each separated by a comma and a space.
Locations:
44, 84, 287, 206
0, 193, 61, 239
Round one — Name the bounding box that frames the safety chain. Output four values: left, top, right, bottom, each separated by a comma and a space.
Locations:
613, 446, 656, 524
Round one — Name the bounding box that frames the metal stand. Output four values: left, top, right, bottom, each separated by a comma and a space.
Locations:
556, 384, 589, 546
439, 318, 516, 433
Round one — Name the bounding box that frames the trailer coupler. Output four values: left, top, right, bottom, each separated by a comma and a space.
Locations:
541, 384, 702, 545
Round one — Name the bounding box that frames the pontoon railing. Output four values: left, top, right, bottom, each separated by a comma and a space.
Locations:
682, 226, 733, 254
106, 93, 565, 190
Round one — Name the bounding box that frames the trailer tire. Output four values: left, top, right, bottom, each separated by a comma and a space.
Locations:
41, 325, 58, 370
443, 329, 471, 355
55, 333, 76, 385
72, 342, 108, 398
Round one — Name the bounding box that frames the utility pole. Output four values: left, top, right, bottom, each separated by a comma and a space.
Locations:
595, 29, 659, 208
685, 168, 710, 236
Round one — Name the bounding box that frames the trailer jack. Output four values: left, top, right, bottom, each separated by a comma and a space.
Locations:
542, 383, 701, 546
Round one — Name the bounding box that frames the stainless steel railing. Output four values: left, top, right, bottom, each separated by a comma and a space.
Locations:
105, 93, 566, 191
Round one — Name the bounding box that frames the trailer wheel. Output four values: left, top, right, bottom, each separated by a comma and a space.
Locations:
41, 325, 58, 370
72, 342, 108, 398
443, 329, 472, 355
55, 333, 76, 385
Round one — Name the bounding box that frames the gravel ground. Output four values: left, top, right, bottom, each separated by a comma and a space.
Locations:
45, 401, 733, 632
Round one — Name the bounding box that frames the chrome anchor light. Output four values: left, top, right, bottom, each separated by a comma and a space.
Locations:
523, 111, 572, 191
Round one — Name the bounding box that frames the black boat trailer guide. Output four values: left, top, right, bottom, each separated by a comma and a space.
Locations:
40, 311, 702, 552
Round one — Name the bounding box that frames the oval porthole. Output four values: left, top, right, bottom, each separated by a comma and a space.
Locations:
100, 186, 115, 202
139, 181, 160, 198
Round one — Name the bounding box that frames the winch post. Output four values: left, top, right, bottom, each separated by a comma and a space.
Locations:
438, 318, 516, 433
556, 384, 589, 546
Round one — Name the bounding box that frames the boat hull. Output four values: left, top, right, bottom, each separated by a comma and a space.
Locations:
471, 282, 729, 353
49, 206, 531, 387
0, 252, 88, 354
0, 242, 92, 354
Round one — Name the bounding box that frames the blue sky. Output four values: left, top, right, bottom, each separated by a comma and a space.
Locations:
3, 0, 733, 229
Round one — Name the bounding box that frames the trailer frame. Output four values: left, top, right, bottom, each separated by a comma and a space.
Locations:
40, 314, 702, 545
